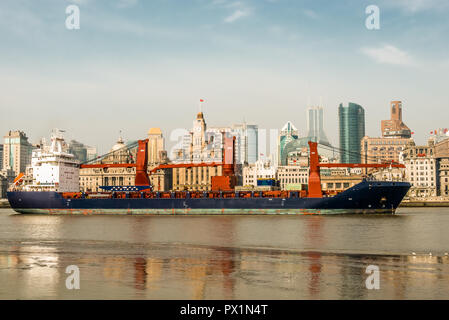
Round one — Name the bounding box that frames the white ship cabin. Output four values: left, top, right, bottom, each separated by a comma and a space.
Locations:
26, 130, 80, 192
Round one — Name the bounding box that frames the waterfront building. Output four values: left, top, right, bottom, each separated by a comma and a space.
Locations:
435, 137, 449, 196
400, 139, 437, 198
381, 101, 412, 138
0, 144, 3, 170
338, 102, 365, 163
2, 130, 33, 177
361, 101, 413, 166
80, 166, 135, 193
361, 136, 411, 165
321, 175, 363, 193
242, 159, 277, 187
0, 175, 6, 199
172, 166, 222, 191
286, 148, 309, 166
437, 158, 449, 197
147, 127, 165, 166
172, 112, 224, 164
431, 128, 449, 143
276, 166, 309, 190
278, 122, 299, 166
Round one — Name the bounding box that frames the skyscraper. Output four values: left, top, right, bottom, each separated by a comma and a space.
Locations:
68, 140, 88, 163
339, 103, 365, 163
2, 130, 33, 177
307, 106, 330, 145
246, 124, 258, 164
0, 144, 3, 170
147, 127, 165, 165
278, 121, 299, 166
231, 123, 258, 165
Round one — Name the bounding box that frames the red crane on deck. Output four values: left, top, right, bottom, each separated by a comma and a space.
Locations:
80, 135, 237, 191
307, 141, 406, 198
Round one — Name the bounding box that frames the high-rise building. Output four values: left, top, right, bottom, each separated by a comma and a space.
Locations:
381, 101, 411, 138
147, 127, 165, 165
246, 124, 258, 164
68, 140, 88, 163
0, 144, 3, 170
307, 106, 330, 145
339, 103, 365, 163
86, 146, 98, 161
2, 130, 33, 177
232, 123, 259, 164
278, 121, 299, 166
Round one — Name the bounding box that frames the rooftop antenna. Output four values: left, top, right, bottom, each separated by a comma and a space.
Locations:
199, 98, 204, 113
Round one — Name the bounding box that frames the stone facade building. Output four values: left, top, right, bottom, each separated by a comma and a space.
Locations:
172, 165, 222, 191
435, 137, 449, 197
361, 101, 413, 169
242, 160, 276, 187
381, 101, 412, 138
400, 139, 437, 198
276, 166, 309, 190
321, 175, 363, 193
79, 136, 171, 192
147, 128, 165, 166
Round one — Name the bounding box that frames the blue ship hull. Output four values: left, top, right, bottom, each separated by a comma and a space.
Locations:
7, 180, 411, 215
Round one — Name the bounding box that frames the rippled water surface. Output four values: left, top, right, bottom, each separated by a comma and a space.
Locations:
1, 208, 448, 299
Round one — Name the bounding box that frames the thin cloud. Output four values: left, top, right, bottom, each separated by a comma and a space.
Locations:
381, 0, 449, 13
224, 9, 250, 23
213, 1, 252, 23
116, 0, 139, 8
303, 9, 318, 19
361, 44, 416, 66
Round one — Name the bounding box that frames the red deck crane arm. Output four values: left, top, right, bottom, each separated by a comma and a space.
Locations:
308, 141, 406, 198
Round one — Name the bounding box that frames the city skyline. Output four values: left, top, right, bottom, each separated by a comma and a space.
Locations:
1, 0, 449, 152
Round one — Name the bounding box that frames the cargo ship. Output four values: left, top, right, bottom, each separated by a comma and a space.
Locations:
7, 132, 411, 215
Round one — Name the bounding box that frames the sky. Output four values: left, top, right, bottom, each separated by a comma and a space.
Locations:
0, 0, 448, 155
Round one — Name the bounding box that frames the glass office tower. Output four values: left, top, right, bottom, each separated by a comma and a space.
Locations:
338, 102, 365, 163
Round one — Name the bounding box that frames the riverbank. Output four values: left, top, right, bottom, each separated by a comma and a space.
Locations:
0, 200, 10, 208
400, 201, 449, 207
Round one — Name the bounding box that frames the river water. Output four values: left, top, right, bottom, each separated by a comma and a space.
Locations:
0, 207, 448, 299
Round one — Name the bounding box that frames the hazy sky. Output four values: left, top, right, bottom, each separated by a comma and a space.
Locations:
1, 0, 448, 154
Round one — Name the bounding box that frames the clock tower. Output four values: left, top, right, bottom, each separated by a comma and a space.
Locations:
192, 112, 207, 161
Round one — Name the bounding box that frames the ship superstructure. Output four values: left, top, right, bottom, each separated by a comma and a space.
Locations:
23, 130, 79, 193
